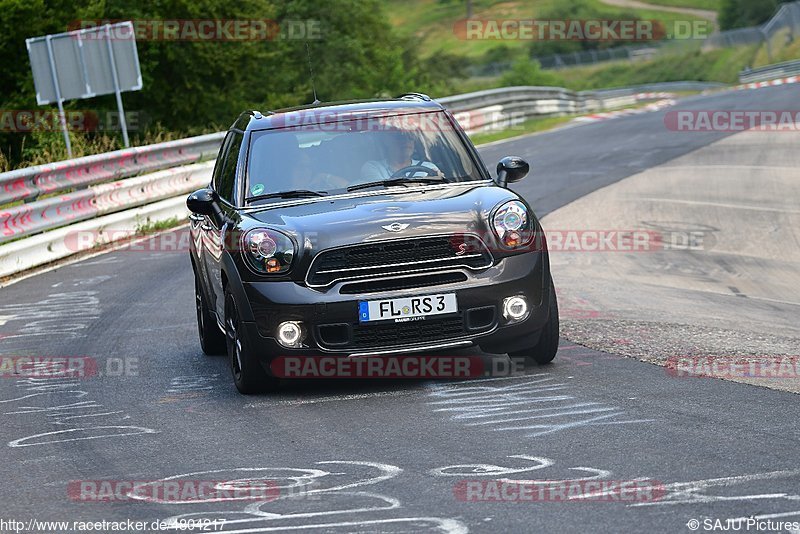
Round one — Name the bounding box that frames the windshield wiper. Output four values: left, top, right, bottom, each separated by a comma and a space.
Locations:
346, 177, 447, 192
246, 190, 328, 202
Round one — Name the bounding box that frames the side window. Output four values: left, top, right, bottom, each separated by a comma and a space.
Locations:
214, 131, 244, 204
211, 133, 232, 187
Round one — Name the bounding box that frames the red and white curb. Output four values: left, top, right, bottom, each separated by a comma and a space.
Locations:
732, 75, 799, 90
573, 98, 677, 124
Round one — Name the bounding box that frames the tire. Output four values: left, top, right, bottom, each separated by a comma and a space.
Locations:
224, 290, 279, 394
509, 281, 559, 365
195, 275, 226, 355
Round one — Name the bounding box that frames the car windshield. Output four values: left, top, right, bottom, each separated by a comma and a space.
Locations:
245, 111, 483, 202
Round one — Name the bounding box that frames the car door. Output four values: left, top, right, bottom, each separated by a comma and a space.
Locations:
191, 133, 230, 303
202, 130, 244, 320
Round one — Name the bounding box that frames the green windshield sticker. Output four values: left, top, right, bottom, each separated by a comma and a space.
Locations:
251, 183, 265, 196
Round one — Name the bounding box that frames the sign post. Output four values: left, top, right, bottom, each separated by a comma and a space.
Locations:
43, 35, 73, 157
103, 24, 130, 147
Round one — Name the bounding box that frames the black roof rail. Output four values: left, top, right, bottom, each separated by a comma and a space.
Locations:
398, 93, 432, 102
249, 110, 275, 119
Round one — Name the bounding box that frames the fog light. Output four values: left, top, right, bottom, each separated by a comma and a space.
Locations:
503, 296, 529, 323
277, 321, 303, 347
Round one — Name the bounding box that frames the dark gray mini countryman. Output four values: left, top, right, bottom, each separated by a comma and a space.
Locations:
187, 93, 558, 393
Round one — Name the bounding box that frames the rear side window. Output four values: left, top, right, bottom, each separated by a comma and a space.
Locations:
214, 131, 244, 204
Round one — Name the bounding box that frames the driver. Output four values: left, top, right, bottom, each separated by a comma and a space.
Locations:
360, 129, 443, 181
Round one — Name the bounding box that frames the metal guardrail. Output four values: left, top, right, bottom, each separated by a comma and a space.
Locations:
439, 87, 589, 132
439, 82, 722, 111
739, 59, 800, 83
0, 131, 224, 206
438, 82, 723, 133
439, 86, 580, 112
0, 162, 213, 243
590, 81, 726, 96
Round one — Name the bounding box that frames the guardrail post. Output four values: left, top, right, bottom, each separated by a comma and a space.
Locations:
761, 28, 773, 63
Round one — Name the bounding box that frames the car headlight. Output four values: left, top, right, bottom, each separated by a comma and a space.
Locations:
491, 200, 533, 249
241, 228, 295, 274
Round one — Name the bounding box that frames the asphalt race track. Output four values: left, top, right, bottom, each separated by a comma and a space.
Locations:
1, 84, 798, 534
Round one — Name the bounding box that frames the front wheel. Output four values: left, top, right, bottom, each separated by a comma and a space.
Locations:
224, 290, 279, 394
509, 281, 559, 365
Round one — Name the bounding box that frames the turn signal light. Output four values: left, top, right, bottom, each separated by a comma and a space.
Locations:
503, 230, 522, 248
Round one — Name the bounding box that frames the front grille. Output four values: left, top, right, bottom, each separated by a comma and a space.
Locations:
315, 311, 496, 351
306, 234, 493, 288
339, 272, 468, 295
351, 316, 467, 349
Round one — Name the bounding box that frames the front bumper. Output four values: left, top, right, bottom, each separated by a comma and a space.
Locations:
236, 252, 552, 364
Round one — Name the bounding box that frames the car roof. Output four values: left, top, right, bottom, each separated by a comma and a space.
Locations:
232, 94, 447, 131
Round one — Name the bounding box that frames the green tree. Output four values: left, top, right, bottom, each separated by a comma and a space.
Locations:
499, 58, 560, 87
0, 0, 425, 168
718, 0, 789, 30
0, 0, 105, 163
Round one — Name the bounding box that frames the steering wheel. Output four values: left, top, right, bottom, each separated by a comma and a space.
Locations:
390, 165, 439, 179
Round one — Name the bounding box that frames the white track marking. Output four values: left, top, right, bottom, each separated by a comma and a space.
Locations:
8, 426, 158, 447
193, 517, 467, 534
459, 402, 606, 425
491, 413, 655, 436
245, 390, 417, 408
428, 374, 653, 437
312, 461, 402, 494
430, 455, 553, 477
631, 469, 800, 507
140, 462, 465, 533
635, 197, 800, 214
2, 375, 157, 448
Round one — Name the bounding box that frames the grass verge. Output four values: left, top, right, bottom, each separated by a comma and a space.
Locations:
469, 115, 579, 145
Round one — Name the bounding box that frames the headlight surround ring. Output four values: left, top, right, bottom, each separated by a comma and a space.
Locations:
491, 200, 534, 250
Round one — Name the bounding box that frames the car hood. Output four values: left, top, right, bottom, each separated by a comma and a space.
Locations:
240, 183, 522, 252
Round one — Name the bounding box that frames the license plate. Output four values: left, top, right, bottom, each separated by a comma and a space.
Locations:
358, 293, 458, 323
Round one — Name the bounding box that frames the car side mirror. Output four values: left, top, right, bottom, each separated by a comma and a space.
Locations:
187, 188, 224, 224
495, 156, 530, 188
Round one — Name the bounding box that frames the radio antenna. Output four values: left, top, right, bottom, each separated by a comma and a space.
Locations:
305, 42, 320, 104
